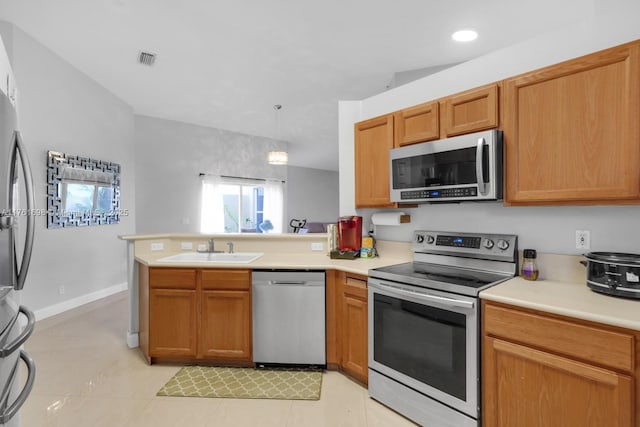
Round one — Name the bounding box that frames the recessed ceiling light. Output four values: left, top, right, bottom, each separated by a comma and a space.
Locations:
452, 30, 478, 42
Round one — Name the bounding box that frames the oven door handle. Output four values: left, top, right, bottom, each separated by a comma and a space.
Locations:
476, 136, 488, 195
369, 281, 475, 310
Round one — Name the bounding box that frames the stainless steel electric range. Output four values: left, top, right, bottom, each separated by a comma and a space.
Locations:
368, 230, 518, 427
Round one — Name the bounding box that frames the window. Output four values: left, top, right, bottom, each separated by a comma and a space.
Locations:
200, 175, 284, 233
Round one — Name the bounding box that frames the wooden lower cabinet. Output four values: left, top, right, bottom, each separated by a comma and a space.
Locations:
341, 273, 368, 385
139, 265, 252, 364
149, 288, 197, 357
483, 301, 637, 427
198, 270, 252, 362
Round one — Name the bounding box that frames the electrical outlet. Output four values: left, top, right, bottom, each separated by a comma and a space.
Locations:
181, 242, 193, 250
59, 285, 65, 295
576, 230, 591, 250
150, 242, 164, 251
311, 242, 324, 251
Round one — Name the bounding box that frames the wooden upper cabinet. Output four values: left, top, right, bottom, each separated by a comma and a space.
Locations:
354, 114, 396, 208
394, 100, 439, 146
441, 83, 499, 137
503, 40, 640, 205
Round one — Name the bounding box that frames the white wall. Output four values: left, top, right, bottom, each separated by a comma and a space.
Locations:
134, 115, 288, 234
286, 166, 339, 230
339, 2, 640, 255
0, 23, 136, 314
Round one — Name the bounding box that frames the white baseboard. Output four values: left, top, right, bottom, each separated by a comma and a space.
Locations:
34, 282, 128, 321
126, 331, 139, 348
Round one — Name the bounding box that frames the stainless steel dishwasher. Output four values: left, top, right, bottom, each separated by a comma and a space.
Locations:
252, 270, 326, 367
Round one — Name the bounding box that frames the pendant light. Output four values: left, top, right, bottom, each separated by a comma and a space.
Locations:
268, 104, 288, 165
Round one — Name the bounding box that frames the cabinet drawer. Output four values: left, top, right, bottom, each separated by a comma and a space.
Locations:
149, 268, 196, 289
344, 275, 367, 300
484, 303, 634, 372
201, 269, 251, 290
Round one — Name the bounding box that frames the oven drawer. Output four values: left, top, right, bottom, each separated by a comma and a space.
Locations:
483, 303, 634, 372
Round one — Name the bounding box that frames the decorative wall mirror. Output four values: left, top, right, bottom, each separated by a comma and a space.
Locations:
47, 151, 121, 228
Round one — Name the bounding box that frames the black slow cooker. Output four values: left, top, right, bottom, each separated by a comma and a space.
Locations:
583, 252, 640, 299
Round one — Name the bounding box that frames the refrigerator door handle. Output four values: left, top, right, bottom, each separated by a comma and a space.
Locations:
0, 306, 35, 357
9, 131, 35, 291
0, 350, 36, 424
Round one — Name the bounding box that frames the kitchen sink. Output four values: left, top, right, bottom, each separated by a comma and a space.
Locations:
157, 252, 264, 264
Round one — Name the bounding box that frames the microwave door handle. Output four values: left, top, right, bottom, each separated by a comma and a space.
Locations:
476, 137, 488, 195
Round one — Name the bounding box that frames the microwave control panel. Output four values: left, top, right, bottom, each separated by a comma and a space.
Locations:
400, 186, 478, 200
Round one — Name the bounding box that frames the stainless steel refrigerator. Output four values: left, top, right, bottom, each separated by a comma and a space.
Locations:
0, 36, 36, 426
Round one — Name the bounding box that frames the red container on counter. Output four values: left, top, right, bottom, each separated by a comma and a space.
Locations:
337, 216, 363, 251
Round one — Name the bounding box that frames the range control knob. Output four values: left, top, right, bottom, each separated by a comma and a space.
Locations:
426, 235, 435, 244
483, 239, 494, 249
415, 234, 424, 243
497, 239, 510, 251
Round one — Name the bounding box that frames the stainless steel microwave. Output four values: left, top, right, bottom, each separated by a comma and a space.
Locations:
390, 129, 503, 203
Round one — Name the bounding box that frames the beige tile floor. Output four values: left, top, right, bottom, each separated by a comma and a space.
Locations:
21, 292, 417, 426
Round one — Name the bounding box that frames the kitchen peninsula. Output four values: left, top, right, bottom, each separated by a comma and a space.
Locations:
120, 232, 411, 377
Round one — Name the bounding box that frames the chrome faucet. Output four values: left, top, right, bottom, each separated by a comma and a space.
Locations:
226, 242, 234, 254
198, 238, 220, 253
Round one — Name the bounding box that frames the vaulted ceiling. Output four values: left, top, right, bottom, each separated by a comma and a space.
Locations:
0, 0, 591, 170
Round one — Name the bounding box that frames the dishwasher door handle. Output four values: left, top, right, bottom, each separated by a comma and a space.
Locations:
266, 280, 324, 286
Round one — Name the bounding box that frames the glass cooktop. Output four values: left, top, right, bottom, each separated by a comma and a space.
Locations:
369, 261, 511, 296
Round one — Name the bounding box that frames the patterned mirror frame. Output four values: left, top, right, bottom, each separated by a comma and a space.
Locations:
47, 151, 121, 228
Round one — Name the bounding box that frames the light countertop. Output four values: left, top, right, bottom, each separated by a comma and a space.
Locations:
481, 277, 640, 331
127, 234, 640, 332
134, 250, 411, 277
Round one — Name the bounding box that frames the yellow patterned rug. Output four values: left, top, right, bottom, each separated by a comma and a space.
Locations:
157, 366, 323, 400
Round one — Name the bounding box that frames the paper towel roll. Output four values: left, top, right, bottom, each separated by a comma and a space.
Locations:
371, 212, 410, 226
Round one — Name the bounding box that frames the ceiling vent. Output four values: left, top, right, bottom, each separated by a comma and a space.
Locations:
137, 51, 157, 66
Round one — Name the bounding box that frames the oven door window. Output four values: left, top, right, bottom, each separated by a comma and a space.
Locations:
392, 145, 489, 189
373, 293, 467, 400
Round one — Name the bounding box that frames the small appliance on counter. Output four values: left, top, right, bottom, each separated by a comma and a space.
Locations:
330, 216, 362, 260
582, 252, 640, 299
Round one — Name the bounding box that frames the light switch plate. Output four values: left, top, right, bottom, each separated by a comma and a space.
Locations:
150, 242, 164, 251
181, 242, 193, 250
311, 242, 324, 251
